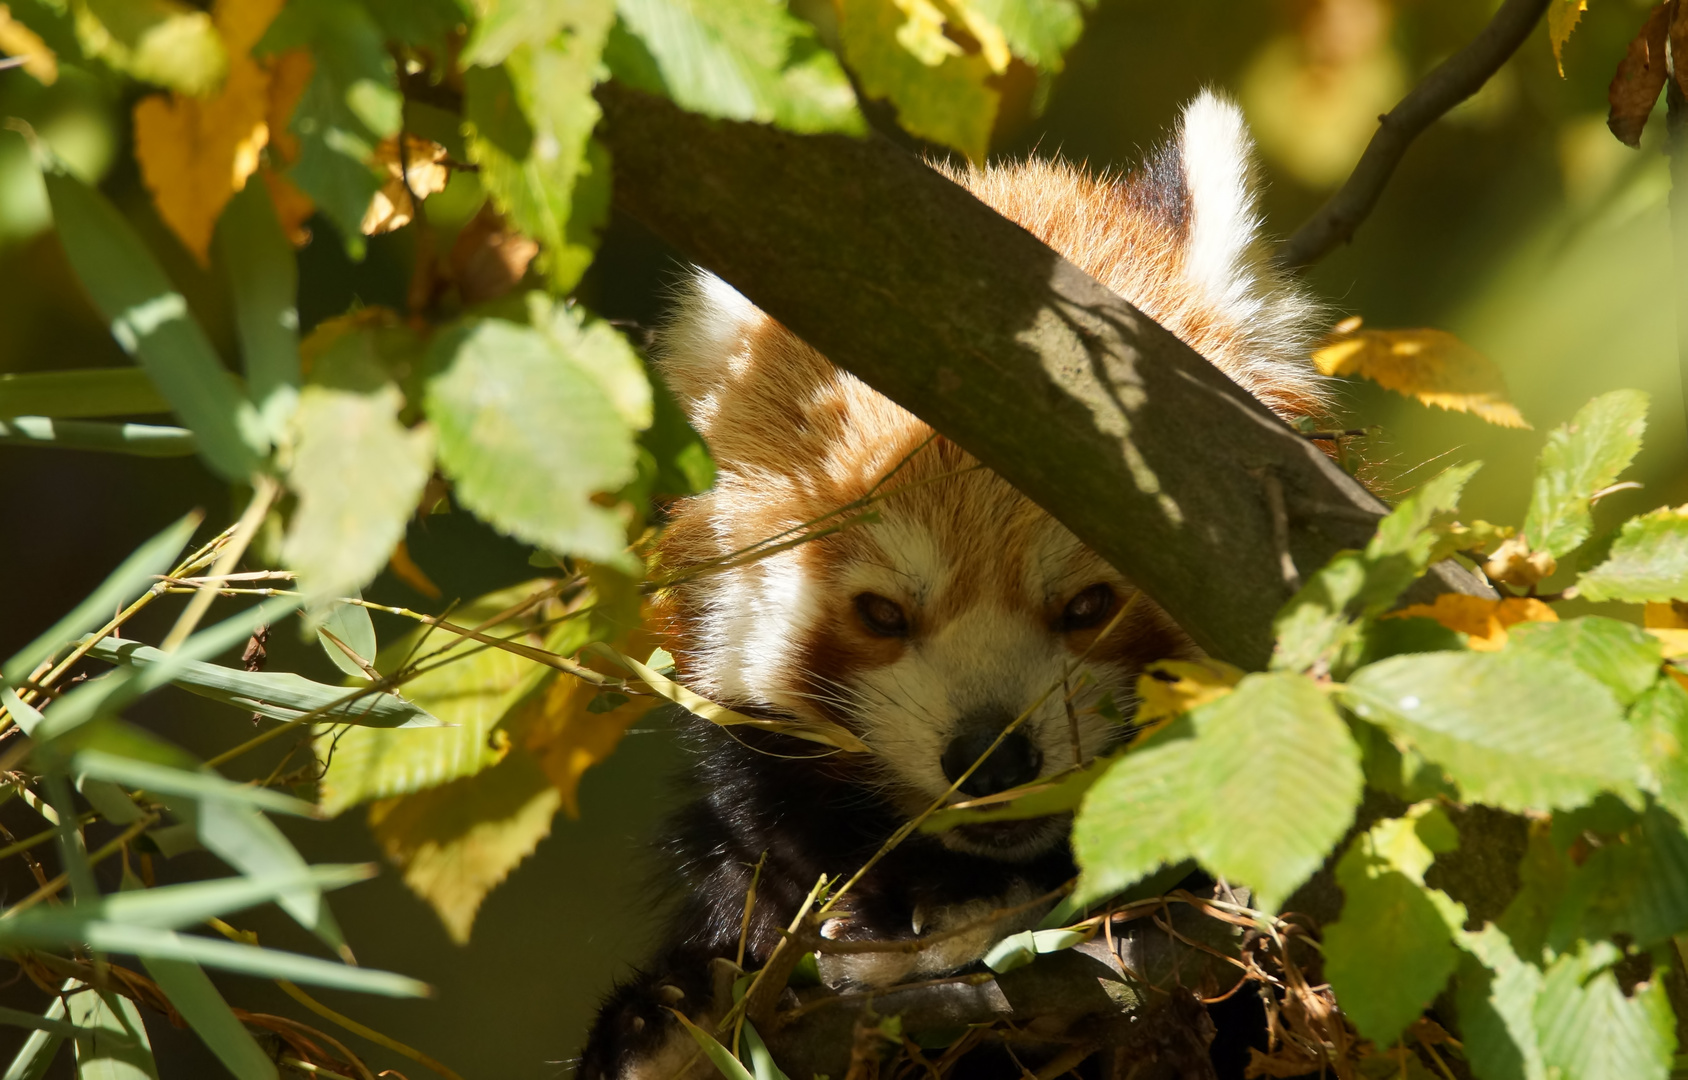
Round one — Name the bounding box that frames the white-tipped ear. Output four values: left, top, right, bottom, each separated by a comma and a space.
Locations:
655, 269, 765, 434
1176, 90, 1264, 318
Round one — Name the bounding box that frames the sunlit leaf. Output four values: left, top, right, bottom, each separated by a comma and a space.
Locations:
1506, 617, 1661, 705
216, 177, 301, 437
1386, 594, 1555, 652
131, 0, 285, 263
1324, 807, 1466, 1046
78, 0, 226, 95
426, 318, 639, 565
1548, 0, 1587, 76
1132, 658, 1243, 729
514, 661, 659, 818
1312, 327, 1529, 429
0, 418, 198, 457
317, 598, 377, 680
967, 0, 1092, 71
836, 0, 996, 162
1, 991, 69, 1080
1535, 942, 1674, 1080
1632, 676, 1688, 825
922, 754, 1113, 831
613, 0, 865, 135
0, 8, 57, 84
1344, 651, 1640, 812
0, 369, 169, 419
360, 135, 448, 235
189, 797, 348, 955
1456, 925, 1547, 1080
1607, 3, 1671, 148
43, 167, 267, 479
1578, 505, 1688, 603
1524, 389, 1648, 558
1071, 736, 1203, 905
982, 927, 1088, 973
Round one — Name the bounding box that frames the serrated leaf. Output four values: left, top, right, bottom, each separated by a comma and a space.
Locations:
368, 748, 561, 944
463, 7, 613, 290
1386, 594, 1555, 652
3, 513, 196, 686
1535, 943, 1675, 1080
1344, 651, 1640, 812
79, 637, 441, 729
1071, 736, 1204, 905
1506, 617, 1661, 705
967, 0, 1090, 71
1313, 328, 1529, 429
1578, 505, 1688, 603
66, 983, 156, 1080
1272, 463, 1480, 674
1548, 801, 1688, 950
614, 0, 865, 135
515, 659, 659, 818
0, 369, 170, 418
426, 318, 638, 564
1632, 676, 1688, 824
317, 581, 582, 814
78, 0, 226, 95
836, 0, 996, 162
1456, 925, 1547, 1080
1132, 658, 1243, 728
43, 168, 266, 479
1324, 807, 1466, 1046
1523, 390, 1648, 558
1184, 673, 1361, 911
142, 958, 278, 1080
1548, 0, 1587, 75
281, 377, 433, 605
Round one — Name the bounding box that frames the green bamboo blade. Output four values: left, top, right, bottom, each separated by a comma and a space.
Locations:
70, 750, 318, 818
0, 989, 68, 1080
0, 369, 170, 418
216, 182, 300, 440
142, 957, 279, 1080
0, 417, 195, 456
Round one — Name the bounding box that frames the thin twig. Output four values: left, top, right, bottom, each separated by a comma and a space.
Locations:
1277, 0, 1551, 269
162, 476, 278, 651
277, 981, 463, 1080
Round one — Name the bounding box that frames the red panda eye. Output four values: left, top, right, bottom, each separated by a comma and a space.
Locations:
1060, 584, 1115, 631
854, 593, 910, 637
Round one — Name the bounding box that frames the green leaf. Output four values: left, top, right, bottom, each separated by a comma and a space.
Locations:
0, 1005, 82, 1039
1076, 673, 1360, 911
0, 418, 197, 457
317, 599, 378, 679
77, 0, 225, 95
1535, 942, 1675, 1080
141, 958, 278, 1080
425, 318, 639, 564
464, 10, 613, 293
1323, 807, 1466, 1046
43, 169, 265, 479
0, 866, 372, 940
967, 0, 1091, 71
1272, 462, 1480, 674
0, 369, 170, 418
78, 637, 443, 729
259, 0, 402, 256
1068, 734, 1202, 905
981, 928, 1089, 973
1506, 617, 1662, 705
1523, 389, 1648, 557
69, 750, 317, 818
1549, 801, 1688, 950
531, 295, 652, 429
3, 512, 196, 686
281, 374, 434, 605
739, 1020, 791, 1080
1456, 926, 1547, 1080
1, 992, 68, 1080
1185, 673, 1362, 911
1344, 651, 1641, 812
668, 1008, 754, 1080
318, 581, 582, 814
66, 983, 157, 1080
1578, 506, 1688, 603
187, 797, 348, 956
216, 181, 301, 440
922, 755, 1112, 832
614, 0, 865, 135
1632, 676, 1688, 824
836, 0, 995, 162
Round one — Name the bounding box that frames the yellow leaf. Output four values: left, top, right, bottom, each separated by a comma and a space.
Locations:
260, 166, 314, 247
0, 5, 57, 85
1549, 0, 1589, 76
1133, 658, 1245, 729
1312, 326, 1530, 430
1482, 534, 1557, 590
361, 136, 450, 236
130, 0, 289, 262
264, 47, 313, 165
369, 750, 562, 944
1644, 601, 1688, 657
1387, 594, 1557, 652
514, 670, 659, 819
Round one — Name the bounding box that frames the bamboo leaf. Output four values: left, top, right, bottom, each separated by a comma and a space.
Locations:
72, 924, 427, 997
141, 958, 278, 1080
70, 750, 317, 818
1, 991, 69, 1080
216, 180, 300, 438
0, 417, 197, 457
42, 168, 266, 479
67, 983, 157, 1080
0, 369, 169, 418
316, 599, 377, 680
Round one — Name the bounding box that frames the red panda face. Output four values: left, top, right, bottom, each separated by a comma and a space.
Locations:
653, 92, 1324, 863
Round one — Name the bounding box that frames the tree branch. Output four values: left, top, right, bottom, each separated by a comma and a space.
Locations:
595, 84, 1492, 669
1277, 0, 1551, 270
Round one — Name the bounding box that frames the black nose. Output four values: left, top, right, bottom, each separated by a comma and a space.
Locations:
941, 725, 1042, 798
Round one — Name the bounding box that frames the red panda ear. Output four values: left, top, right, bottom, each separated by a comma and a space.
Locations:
654, 270, 885, 473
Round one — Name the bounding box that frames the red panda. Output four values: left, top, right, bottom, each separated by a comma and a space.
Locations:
580, 91, 1324, 1080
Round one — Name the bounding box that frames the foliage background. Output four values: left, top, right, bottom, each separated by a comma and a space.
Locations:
0, 0, 1683, 1073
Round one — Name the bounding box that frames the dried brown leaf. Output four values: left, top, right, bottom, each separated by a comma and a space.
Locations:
361, 136, 449, 235
1607, 2, 1672, 147
448, 203, 541, 304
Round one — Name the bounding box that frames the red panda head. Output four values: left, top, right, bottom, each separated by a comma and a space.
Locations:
653, 92, 1323, 861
